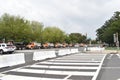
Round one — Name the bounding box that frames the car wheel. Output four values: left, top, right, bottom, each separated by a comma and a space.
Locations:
9, 52, 13, 54
0, 50, 3, 54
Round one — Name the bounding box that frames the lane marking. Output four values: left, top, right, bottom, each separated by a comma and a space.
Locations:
0, 53, 106, 80
31, 65, 98, 69
63, 74, 72, 80
107, 54, 113, 59
102, 67, 120, 69
39, 61, 100, 65
116, 54, 120, 58
48, 60, 101, 63
0, 75, 62, 80
92, 54, 107, 80
11, 69, 96, 76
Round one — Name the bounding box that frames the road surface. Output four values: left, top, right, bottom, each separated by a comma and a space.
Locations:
97, 53, 120, 80
0, 53, 106, 80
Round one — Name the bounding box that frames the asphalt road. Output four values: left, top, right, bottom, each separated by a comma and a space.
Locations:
97, 53, 120, 80
0, 53, 105, 80
1, 52, 120, 80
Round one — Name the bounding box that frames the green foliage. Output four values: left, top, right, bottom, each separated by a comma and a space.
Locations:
42, 26, 66, 43
96, 11, 120, 45
69, 33, 86, 44
30, 21, 43, 42
0, 13, 87, 44
0, 13, 43, 42
0, 13, 32, 42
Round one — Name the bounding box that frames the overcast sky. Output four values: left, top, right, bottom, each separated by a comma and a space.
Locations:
0, 0, 120, 39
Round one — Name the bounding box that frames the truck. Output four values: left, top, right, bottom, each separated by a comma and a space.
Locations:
14, 42, 27, 50
26, 42, 41, 49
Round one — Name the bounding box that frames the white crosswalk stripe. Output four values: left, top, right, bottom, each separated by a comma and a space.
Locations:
40, 62, 100, 65
11, 68, 96, 76
0, 53, 106, 80
30, 65, 98, 69
1, 75, 62, 80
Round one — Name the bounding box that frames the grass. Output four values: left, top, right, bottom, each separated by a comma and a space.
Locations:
105, 47, 120, 50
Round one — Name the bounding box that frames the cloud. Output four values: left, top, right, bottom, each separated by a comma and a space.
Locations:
0, 0, 120, 39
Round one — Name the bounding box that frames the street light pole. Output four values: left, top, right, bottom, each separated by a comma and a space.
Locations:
116, 33, 119, 51
113, 32, 119, 52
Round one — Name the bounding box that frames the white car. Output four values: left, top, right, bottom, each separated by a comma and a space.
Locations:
0, 43, 16, 54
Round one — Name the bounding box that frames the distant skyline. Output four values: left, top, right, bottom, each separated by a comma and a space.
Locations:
0, 0, 120, 39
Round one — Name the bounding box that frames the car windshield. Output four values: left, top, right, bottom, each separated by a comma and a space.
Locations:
7, 44, 13, 46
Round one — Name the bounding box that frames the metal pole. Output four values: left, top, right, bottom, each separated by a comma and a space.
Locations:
113, 34, 116, 43
116, 32, 119, 51
113, 33, 119, 52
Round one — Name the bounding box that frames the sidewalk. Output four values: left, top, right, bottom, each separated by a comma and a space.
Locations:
85, 50, 120, 54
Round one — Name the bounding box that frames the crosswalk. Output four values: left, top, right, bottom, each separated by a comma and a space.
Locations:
0, 53, 106, 80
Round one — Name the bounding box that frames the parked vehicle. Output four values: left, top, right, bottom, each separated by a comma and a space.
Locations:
0, 43, 16, 54
49, 43, 54, 48
55, 43, 63, 48
26, 42, 41, 49
62, 43, 68, 48
74, 43, 80, 47
41, 43, 49, 49
68, 43, 74, 47
41, 43, 54, 49
14, 42, 27, 50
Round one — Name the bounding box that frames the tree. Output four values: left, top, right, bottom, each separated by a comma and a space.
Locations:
0, 13, 88, 44
69, 33, 86, 44
0, 13, 32, 42
30, 21, 43, 42
96, 11, 120, 46
42, 26, 66, 43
